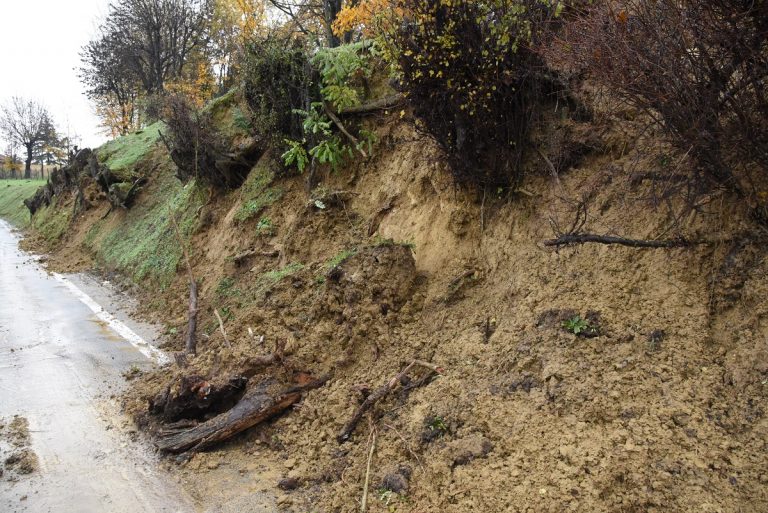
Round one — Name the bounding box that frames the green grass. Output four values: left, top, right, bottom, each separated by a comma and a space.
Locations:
0, 180, 45, 227
97, 122, 165, 180
322, 248, 357, 272
253, 262, 304, 296
85, 169, 207, 289
32, 196, 71, 242
234, 157, 282, 223
204, 87, 254, 140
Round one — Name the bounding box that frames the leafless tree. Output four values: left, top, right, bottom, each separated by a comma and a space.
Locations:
100, 0, 212, 94
0, 97, 55, 179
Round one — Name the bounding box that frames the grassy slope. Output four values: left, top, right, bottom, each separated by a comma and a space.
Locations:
0, 180, 45, 227
84, 155, 206, 290
97, 122, 164, 181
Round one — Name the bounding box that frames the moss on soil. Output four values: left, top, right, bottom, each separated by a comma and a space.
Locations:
234, 158, 282, 223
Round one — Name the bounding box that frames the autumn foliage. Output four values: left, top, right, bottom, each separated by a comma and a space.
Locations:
381, 0, 563, 188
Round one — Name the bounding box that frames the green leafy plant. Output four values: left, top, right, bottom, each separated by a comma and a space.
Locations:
309, 136, 351, 172
281, 43, 379, 174
255, 217, 275, 236
312, 41, 378, 111
427, 416, 448, 434
281, 139, 309, 173
562, 315, 590, 335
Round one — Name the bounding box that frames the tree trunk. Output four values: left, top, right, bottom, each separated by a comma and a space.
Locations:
323, 0, 343, 47
24, 144, 33, 179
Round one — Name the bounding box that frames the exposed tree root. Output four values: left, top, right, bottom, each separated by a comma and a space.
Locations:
544, 233, 692, 248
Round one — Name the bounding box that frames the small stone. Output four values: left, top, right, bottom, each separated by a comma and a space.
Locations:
276, 495, 293, 506
284, 458, 297, 469
206, 461, 219, 470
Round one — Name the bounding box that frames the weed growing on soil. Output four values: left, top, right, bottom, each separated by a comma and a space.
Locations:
97, 122, 163, 180
323, 248, 357, 271
378, 489, 408, 509
255, 217, 275, 236
562, 315, 590, 335
216, 276, 239, 297
427, 416, 448, 435
252, 262, 305, 297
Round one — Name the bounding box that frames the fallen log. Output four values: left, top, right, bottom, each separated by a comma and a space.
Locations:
150, 374, 248, 422
156, 377, 327, 453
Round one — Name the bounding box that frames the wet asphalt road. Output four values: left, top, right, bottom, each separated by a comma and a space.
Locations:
0, 221, 195, 513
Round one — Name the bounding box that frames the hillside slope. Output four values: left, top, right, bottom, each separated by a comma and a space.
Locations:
22, 95, 768, 513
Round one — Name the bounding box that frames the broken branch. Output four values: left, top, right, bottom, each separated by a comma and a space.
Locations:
324, 102, 367, 158
337, 360, 442, 443
339, 94, 404, 115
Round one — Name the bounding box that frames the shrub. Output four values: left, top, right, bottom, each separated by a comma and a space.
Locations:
381, 0, 564, 188
242, 36, 313, 144
159, 93, 258, 189
568, 1, 768, 215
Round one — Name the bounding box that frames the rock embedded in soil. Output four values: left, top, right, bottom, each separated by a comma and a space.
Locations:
278, 477, 300, 490
380, 465, 412, 493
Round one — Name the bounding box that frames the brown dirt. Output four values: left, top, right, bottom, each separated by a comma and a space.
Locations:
31, 109, 768, 513
0, 416, 39, 481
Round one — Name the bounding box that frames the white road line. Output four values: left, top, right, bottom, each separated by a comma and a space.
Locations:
51, 272, 170, 365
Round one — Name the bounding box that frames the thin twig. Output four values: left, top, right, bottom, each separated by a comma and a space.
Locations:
338, 360, 443, 443
214, 309, 231, 348
361, 427, 377, 513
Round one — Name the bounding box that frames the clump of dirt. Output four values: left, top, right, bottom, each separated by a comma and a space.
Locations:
30, 111, 768, 513
0, 416, 39, 481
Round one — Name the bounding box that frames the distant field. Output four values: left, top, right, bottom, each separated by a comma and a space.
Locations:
0, 180, 45, 227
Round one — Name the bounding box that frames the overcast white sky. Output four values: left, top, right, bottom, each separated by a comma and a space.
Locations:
0, 0, 112, 150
